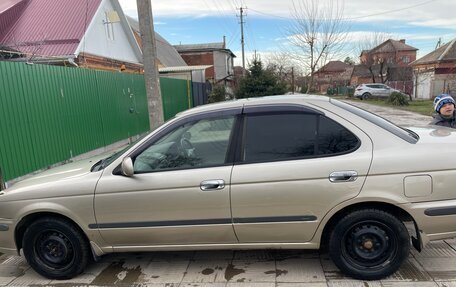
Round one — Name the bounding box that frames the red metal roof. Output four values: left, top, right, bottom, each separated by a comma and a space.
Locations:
0, 0, 102, 57
0, 0, 24, 13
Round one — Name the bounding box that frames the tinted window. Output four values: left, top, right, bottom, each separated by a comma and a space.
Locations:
317, 116, 359, 155
134, 116, 235, 172
242, 113, 359, 163
243, 113, 316, 162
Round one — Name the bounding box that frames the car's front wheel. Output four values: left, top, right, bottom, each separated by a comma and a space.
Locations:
361, 93, 371, 100
22, 217, 90, 280
329, 209, 410, 280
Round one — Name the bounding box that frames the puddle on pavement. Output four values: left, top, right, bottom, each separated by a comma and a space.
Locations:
0, 264, 26, 277
90, 260, 143, 285
265, 269, 288, 277
224, 263, 245, 281
387, 260, 431, 281
201, 268, 214, 275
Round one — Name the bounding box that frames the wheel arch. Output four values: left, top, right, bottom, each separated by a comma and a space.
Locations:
15, 212, 90, 254
319, 201, 416, 251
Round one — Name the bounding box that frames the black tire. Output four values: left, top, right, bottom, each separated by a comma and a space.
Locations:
329, 209, 410, 280
22, 217, 90, 280
362, 93, 371, 100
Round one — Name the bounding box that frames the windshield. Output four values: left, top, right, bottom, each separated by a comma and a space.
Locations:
330, 99, 419, 144
91, 132, 151, 172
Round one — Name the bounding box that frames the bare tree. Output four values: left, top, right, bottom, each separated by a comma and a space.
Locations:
264, 51, 304, 92
357, 32, 391, 83
287, 0, 349, 93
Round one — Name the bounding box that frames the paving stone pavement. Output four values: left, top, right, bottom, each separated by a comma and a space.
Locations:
0, 101, 452, 287
2, 242, 456, 287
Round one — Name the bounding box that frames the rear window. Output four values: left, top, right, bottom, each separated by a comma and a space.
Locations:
330, 99, 419, 144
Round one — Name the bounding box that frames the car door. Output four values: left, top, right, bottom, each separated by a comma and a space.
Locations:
93, 110, 240, 247
378, 84, 389, 97
230, 105, 372, 243
367, 84, 379, 97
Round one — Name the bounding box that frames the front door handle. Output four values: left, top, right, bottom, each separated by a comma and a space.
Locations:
329, 171, 358, 182
200, 179, 225, 191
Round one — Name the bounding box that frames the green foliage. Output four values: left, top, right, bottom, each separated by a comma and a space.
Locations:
344, 57, 355, 65
236, 58, 287, 99
387, 92, 409, 106
208, 84, 227, 103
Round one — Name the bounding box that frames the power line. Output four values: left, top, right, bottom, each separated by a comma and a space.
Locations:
345, 0, 439, 20
227, 29, 240, 47
201, 0, 236, 40
245, 21, 257, 53
248, 0, 439, 21
248, 8, 289, 20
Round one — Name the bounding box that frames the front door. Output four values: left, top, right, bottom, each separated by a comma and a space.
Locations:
94, 114, 238, 246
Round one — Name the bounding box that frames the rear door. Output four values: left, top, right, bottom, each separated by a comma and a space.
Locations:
230, 104, 373, 243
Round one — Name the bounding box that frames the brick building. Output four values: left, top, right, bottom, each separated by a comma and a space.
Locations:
352, 39, 417, 95
360, 39, 417, 67
313, 61, 353, 93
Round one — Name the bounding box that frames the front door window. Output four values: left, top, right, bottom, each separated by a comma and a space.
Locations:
134, 116, 235, 172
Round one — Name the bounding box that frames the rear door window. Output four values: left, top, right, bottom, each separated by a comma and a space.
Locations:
242, 113, 359, 163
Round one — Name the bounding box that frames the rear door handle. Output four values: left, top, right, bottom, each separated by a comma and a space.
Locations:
200, 179, 225, 191
329, 171, 358, 182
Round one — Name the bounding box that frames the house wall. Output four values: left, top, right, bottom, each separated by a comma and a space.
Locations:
180, 52, 215, 80
396, 50, 416, 66
367, 50, 416, 67
79, 0, 141, 64
214, 50, 233, 82
78, 53, 142, 73
433, 74, 456, 97
414, 71, 433, 99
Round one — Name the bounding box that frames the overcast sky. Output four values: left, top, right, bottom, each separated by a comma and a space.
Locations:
119, 0, 456, 67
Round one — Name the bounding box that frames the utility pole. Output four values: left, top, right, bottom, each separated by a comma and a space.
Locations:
136, 0, 164, 130
238, 7, 246, 74
291, 67, 295, 94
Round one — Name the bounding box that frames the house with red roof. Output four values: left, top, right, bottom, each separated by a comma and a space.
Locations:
0, 0, 143, 73
313, 60, 353, 93
351, 39, 417, 95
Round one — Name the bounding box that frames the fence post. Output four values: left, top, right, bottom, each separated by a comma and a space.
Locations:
0, 168, 5, 191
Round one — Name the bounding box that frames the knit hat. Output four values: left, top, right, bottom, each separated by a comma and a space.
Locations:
434, 94, 455, 113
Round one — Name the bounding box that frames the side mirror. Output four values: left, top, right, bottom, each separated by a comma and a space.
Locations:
121, 157, 134, 177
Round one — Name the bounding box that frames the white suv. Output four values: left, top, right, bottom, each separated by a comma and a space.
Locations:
354, 83, 401, 100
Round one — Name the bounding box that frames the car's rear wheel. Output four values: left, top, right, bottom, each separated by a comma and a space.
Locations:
362, 93, 371, 100
329, 209, 409, 280
22, 217, 90, 280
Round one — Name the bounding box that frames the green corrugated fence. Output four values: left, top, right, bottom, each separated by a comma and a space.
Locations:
0, 62, 195, 182
160, 77, 193, 121
0, 62, 150, 181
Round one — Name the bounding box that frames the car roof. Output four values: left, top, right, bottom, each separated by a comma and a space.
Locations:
177, 94, 331, 117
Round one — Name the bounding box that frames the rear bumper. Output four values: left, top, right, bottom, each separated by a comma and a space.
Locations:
406, 199, 456, 244
353, 91, 363, 97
